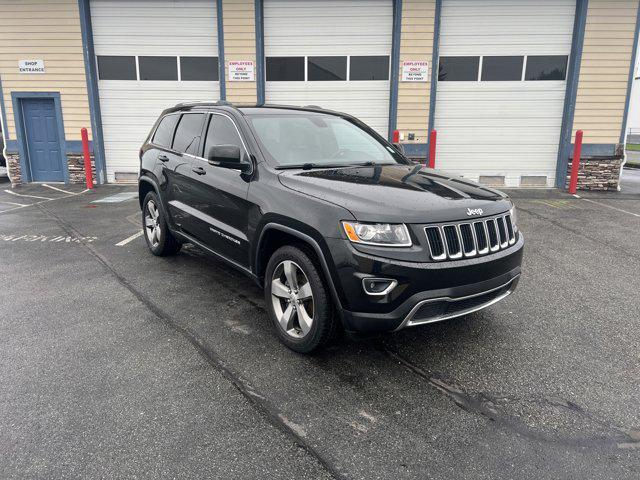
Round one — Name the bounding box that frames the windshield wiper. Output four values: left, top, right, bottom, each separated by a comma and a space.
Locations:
275, 163, 356, 170
275, 161, 398, 170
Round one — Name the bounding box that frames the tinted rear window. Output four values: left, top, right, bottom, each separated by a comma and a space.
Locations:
152, 115, 180, 148
172, 114, 205, 155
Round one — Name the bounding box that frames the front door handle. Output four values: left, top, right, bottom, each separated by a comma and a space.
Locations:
192, 166, 206, 175
158, 154, 170, 163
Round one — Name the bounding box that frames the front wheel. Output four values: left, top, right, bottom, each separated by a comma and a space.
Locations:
264, 246, 338, 353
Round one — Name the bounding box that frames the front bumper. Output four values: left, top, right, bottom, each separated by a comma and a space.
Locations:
327, 233, 524, 333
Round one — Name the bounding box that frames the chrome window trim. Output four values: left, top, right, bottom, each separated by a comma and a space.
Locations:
148, 111, 250, 161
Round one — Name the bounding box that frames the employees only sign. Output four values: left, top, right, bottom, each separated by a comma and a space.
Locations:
401, 61, 428, 82
228, 61, 255, 81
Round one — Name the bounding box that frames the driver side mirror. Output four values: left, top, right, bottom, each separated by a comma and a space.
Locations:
206, 144, 251, 172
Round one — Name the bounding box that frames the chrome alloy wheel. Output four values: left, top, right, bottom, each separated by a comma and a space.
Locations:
144, 200, 161, 248
270, 260, 314, 339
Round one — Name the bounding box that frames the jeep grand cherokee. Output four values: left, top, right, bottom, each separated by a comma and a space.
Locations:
138, 102, 524, 353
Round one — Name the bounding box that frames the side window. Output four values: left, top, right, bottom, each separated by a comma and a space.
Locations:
152, 115, 180, 148
172, 114, 205, 155
203, 115, 244, 157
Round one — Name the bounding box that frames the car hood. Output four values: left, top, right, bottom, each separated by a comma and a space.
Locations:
277, 164, 512, 223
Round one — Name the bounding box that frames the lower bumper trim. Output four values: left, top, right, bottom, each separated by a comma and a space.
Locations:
394, 275, 520, 331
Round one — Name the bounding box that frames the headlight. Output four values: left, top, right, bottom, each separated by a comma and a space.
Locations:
342, 222, 412, 247
510, 206, 518, 233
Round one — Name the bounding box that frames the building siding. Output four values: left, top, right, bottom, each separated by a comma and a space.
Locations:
396, 0, 435, 143
0, 0, 91, 142
222, 0, 258, 104
573, 0, 639, 144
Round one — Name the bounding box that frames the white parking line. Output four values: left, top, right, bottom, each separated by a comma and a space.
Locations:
42, 184, 76, 194
0, 200, 30, 207
0, 189, 90, 215
577, 196, 640, 218
4, 189, 53, 200
115, 231, 144, 246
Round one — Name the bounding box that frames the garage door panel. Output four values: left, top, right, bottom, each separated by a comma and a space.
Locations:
435, 0, 574, 186
265, 0, 392, 136
91, 0, 219, 181
438, 129, 562, 143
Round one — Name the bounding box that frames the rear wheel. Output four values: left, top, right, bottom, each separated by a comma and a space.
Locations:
142, 191, 181, 256
265, 246, 337, 353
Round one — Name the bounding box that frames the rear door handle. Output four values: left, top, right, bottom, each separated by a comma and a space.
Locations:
158, 154, 170, 163
192, 166, 206, 175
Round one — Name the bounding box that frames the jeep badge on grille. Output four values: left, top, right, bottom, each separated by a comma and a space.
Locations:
467, 208, 483, 216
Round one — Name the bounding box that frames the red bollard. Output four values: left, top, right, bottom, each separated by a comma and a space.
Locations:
428, 129, 437, 168
81, 127, 94, 189
392, 129, 400, 144
568, 130, 583, 195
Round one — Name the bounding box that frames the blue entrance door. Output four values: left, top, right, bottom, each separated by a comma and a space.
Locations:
22, 98, 64, 182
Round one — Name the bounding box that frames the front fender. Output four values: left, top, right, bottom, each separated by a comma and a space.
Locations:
254, 221, 345, 313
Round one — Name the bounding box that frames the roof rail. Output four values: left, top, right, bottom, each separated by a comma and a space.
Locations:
174, 100, 234, 108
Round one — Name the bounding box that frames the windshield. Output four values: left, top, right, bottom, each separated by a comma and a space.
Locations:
246, 113, 407, 168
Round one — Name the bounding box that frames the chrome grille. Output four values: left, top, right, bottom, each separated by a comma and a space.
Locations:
424, 213, 517, 261
442, 225, 462, 259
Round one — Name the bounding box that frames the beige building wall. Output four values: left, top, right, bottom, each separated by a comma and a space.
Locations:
222, 0, 258, 104
396, 0, 435, 144
574, 0, 639, 144
0, 0, 91, 142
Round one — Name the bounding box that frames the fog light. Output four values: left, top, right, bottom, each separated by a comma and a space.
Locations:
362, 278, 398, 296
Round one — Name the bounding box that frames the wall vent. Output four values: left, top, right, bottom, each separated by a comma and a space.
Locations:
520, 175, 548, 187
478, 175, 505, 187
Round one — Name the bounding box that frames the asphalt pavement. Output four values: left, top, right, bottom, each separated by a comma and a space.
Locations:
0, 179, 639, 479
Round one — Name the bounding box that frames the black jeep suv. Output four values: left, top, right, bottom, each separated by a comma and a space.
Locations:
138, 102, 524, 353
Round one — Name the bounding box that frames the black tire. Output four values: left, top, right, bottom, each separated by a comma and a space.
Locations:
264, 245, 338, 353
142, 191, 181, 256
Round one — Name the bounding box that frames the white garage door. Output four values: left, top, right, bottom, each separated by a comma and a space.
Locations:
91, 0, 220, 182
264, 0, 393, 136
435, 0, 575, 187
